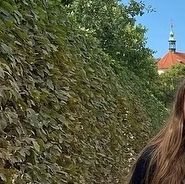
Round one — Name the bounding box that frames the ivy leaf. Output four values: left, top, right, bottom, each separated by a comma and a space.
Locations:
32, 139, 40, 153
47, 80, 54, 90
0, 43, 12, 54
0, 173, 6, 182
0, 67, 4, 78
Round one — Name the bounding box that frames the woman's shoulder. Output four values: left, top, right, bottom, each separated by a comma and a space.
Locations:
129, 146, 155, 184
139, 146, 155, 163
135, 146, 154, 171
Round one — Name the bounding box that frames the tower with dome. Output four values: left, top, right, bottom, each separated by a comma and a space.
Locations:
157, 26, 185, 74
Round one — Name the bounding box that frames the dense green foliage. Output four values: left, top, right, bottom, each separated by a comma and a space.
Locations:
65, 0, 158, 86
157, 64, 185, 106
0, 0, 166, 183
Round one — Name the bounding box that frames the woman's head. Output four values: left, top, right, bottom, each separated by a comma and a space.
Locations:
132, 79, 185, 184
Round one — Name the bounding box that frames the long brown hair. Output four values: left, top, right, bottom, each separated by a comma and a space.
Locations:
129, 78, 185, 184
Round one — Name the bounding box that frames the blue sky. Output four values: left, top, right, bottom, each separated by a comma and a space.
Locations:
122, 0, 185, 58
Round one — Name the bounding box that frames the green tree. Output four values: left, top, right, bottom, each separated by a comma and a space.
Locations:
65, 0, 157, 84
157, 64, 185, 106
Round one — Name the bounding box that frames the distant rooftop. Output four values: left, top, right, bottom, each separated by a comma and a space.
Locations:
157, 51, 185, 69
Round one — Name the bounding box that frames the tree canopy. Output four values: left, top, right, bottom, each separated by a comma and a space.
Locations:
157, 64, 185, 106
65, 0, 158, 84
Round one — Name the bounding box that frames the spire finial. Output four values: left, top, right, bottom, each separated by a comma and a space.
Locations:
170, 19, 173, 31
169, 20, 176, 52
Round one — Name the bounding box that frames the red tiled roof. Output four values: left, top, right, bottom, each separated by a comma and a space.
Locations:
157, 51, 185, 69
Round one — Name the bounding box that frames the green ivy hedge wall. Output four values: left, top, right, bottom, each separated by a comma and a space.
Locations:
0, 0, 166, 183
